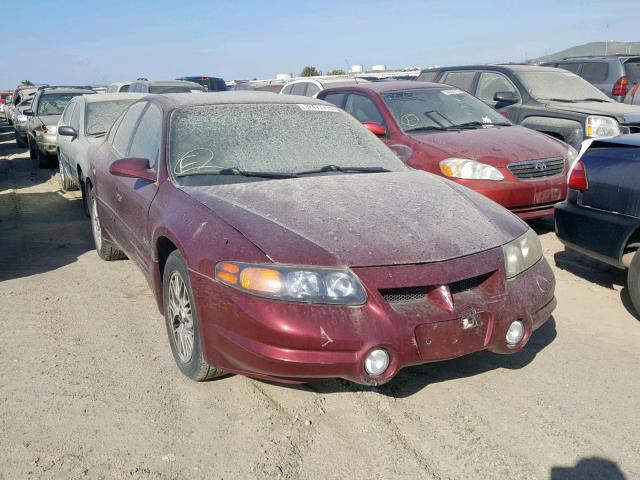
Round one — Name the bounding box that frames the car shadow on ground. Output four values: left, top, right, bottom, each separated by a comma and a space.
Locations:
271, 316, 557, 398
550, 456, 627, 479
528, 216, 555, 234
0, 189, 94, 282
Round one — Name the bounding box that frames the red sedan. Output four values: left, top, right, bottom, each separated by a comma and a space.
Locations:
87, 93, 555, 385
318, 81, 576, 220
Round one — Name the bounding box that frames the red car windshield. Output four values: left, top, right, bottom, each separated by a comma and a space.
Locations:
169, 103, 405, 179
381, 88, 510, 133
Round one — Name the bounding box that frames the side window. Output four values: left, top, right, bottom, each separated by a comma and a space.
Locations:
418, 71, 438, 82
580, 63, 609, 83
61, 102, 76, 125
282, 84, 294, 95
306, 83, 320, 97
323, 93, 346, 108
290, 83, 308, 96
476, 72, 518, 103
441, 71, 477, 93
557, 62, 581, 74
128, 104, 162, 169
111, 102, 147, 156
345, 94, 385, 126
70, 102, 82, 131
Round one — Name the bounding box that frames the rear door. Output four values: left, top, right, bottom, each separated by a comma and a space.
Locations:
95, 102, 147, 255
110, 103, 162, 273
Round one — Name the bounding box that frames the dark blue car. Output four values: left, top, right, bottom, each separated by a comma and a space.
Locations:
555, 134, 640, 313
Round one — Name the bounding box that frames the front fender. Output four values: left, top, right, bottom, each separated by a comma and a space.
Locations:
521, 116, 583, 149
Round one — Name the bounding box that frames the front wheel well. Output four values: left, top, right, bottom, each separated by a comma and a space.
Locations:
157, 236, 178, 280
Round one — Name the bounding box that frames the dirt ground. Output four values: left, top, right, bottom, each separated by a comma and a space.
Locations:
0, 118, 638, 480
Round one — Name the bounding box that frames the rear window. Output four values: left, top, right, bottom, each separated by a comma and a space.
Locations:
440, 71, 476, 93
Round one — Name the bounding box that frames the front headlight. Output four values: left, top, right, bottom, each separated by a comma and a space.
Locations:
46, 125, 57, 134
585, 115, 620, 138
16, 114, 27, 123
502, 229, 543, 279
440, 158, 504, 181
215, 262, 367, 305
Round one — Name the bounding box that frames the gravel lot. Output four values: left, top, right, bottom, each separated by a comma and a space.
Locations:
0, 119, 638, 480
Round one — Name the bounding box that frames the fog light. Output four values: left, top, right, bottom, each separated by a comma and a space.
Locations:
364, 348, 389, 376
506, 320, 525, 345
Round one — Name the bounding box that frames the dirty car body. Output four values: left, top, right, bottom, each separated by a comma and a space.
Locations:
89, 92, 556, 386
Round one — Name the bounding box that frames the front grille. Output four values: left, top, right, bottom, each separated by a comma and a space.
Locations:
379, 272, 493, 305
449, 272, 491, 294
622, 124, 640, 134
380, 286, 427, 304
507, 157, 565, 179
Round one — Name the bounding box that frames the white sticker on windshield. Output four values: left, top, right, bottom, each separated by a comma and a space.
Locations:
482, 116, 493, 124
441, 89, 465, 95
297, 104, 340, 112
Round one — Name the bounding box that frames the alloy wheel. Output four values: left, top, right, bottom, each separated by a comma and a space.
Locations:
168, 272, 195, 363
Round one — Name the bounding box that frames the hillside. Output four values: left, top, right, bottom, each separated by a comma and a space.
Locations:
531, 41, 640, 63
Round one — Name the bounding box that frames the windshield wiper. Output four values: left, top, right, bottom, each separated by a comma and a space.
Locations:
446, 121, 487, 129
539, 98, 579, 103
295, 165, 390, 176
405, 125, 447, 132
217, 167, 298, 179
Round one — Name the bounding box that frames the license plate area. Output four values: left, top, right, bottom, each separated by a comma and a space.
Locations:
415, 312, 489, 361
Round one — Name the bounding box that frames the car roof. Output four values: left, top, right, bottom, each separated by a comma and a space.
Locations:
323, 80, 450, 93
147, 91, 329, 110
423, 64, 561, 73
40, 87, 95, 95
82, 93, 146, 103
133, 80, 202, 87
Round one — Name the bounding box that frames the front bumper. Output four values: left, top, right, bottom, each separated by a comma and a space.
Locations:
191, 248, 556, 385
34, 131, 57, 154
456, 176, 567, 220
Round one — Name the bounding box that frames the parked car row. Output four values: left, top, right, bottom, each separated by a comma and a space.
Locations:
1, 61, 637, 385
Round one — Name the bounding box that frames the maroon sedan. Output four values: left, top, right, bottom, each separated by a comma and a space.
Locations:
87, 93, 555, 386
318, 81, 577, 220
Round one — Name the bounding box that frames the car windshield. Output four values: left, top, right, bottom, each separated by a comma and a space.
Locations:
85, 100, 138, 135
37, 93, 83, 115
381, 88, 510, 133
517, 71, 611, 102
149, 85, 203, 94
169, 103, 406, 181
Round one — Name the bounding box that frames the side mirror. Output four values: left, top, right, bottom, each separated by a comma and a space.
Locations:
362, 121, 386, 137
58, 126, 78, 138
23, 109, 34, 116
493, 91, 519, 105
109, 158, 156, 182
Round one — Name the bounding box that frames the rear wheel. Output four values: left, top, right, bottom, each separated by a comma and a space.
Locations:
163, 250, 224, 381
88, 187, 126, 261
627, 251, 640, 315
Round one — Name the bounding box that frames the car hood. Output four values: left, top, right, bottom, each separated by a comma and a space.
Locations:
35, 114, 62, 127
548, 101, 640, 123
181, 171, 527, 267
407, 125, 568, 166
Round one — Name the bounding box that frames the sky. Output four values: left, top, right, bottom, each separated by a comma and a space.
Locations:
2, 0, 636, 88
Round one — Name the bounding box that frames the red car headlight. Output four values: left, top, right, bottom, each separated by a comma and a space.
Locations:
215, 262, 367, 305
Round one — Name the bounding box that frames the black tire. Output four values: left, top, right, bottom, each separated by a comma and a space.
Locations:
80, 180, 90, 218
88, 186, 127, 261
14, 132, 26, 148
163, 250, 224, 381
28, 137, 37, 160
627, 251, 640, 316
58, 160, 77, 191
